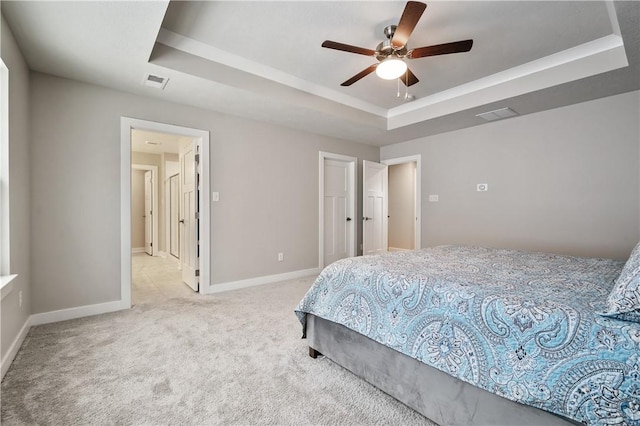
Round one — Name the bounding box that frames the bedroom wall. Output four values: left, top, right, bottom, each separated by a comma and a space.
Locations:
1, 15, 31, 368
29, 72, 378, 314
381, 90, 640, 260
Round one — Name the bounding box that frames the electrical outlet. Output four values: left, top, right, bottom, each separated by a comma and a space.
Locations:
429, 194, 439, 202
19, 290, 22, 308
278, 252, 284, 262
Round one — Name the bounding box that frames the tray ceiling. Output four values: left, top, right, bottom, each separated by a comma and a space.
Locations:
2, 1, 639, 146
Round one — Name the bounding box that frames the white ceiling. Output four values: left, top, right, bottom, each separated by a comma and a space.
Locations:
131, 129, 181, 155
2, 1, 639, 147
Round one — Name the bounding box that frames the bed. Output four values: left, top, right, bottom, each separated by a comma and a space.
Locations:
295, 245, 640, 425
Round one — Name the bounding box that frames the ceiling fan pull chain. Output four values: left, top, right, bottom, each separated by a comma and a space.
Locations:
405, 69, 409, 99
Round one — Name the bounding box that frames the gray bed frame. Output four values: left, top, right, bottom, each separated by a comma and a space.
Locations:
306, 314, 581, 426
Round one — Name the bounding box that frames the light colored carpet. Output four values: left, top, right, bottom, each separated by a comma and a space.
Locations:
1, 276, 436, 425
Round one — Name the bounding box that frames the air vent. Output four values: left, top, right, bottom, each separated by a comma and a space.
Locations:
476, 107, 518, 122
143, 73, 169, 90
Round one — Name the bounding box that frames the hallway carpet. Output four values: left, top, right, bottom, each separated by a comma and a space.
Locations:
1, 277, 435, 425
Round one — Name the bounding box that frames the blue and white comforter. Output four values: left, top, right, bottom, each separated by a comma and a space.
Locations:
295, 246, 640, 425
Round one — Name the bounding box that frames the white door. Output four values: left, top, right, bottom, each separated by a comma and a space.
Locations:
180, 139, 198, 291
169, 174, 180, 259
144, 170, 153, 256
324, 159, 353, 266
363, 160, 388, 255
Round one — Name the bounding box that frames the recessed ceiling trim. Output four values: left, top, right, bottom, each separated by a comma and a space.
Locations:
156, 28, 387, 117
387, 34, 627, 130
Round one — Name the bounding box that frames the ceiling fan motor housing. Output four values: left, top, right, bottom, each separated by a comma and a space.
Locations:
376, 25, 408, 61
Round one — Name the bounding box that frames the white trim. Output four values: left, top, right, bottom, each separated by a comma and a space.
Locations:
382, 155, 422, 250
0, 274, 17, 300
387, 35, 626, 128
1, 315, 31, 380
131, 247, 145, 253
121, 118, 211, 308
157, 29, 626, 131
204, 268, 320, 294
1, 59, 10, 276
30, 300, 128, 327
157, 28, 386, 118
318, 152, 357, 269
132, 164, 158, 257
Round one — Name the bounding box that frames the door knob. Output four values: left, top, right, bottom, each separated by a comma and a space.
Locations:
179, 219, 185, 224
363, 217, 371, 221
346, 217, 352, 222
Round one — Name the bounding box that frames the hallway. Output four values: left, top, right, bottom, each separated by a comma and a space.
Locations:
132, 253, 195, 305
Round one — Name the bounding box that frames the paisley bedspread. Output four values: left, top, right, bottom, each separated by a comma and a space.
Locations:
295, 246, 640, 425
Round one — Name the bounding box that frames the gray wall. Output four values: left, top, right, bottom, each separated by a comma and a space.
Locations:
30, 72, 378, 314
382, 91, 640, 260
1, 15, 31, 363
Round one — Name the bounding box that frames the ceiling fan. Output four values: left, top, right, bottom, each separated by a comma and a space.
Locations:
321, 1, 473, 87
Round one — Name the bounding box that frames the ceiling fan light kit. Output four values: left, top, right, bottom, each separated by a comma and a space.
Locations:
321, 1, 473, 89
376, 57, 407, 80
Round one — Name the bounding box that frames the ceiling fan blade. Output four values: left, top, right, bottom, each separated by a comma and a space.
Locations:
399, 68, 419, 87
409, 39, 474, 58
341, 64, 378, 86
391, 1, 427, 49
322, 40, 376, 56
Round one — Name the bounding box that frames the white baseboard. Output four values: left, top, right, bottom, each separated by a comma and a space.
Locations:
203, 267, 320, 294
157, 251, 167, 258
1, 315, 32, 380
30, 299, 129, 326
388, 247, 411, 252
132, 247, 145, 253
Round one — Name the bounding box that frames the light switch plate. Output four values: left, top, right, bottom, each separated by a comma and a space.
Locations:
212, 192, 220, 202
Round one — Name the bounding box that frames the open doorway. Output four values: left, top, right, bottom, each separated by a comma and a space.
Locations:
121, 118, 210, 309
383, 155, 421, 251
131, 164, 159, 256
388, 162, 416, 251
130, 131, 191, 304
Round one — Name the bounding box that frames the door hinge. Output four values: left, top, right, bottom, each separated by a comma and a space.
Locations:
195, 212, 200, 220
195, 269, 200, 277
195, 154, 200, 164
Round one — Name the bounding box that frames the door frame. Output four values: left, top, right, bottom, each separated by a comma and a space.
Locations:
121, 117, 211, 308
131, 164, 159, 256
382, 155, 422, 250
318, 151, 357, 269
